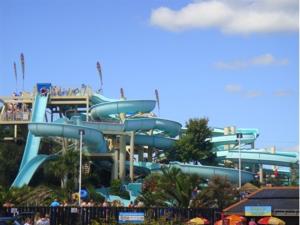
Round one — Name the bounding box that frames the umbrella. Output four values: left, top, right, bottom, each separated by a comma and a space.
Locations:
214, 219, 243, 225
225, 215, 246, 222
258, 217, 285, 225
187, 217, 210, 224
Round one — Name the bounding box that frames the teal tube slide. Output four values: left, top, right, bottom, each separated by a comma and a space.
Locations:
217, 150, 298, 167
19, 94, 48, 170
12, 155, 56, 187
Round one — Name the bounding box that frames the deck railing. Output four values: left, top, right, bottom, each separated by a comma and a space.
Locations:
0, 206, 220, 225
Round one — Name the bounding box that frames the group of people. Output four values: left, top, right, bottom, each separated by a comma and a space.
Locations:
23, 213, 50, 225
3, 92, 30, 121
49, 198, 145, 208
50, 84, 90, 97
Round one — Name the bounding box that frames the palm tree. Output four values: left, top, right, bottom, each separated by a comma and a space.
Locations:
192, 176, 239, 209
138, 167, 201, 207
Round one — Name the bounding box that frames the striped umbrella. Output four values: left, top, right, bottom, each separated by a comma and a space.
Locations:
258, 217, 285, 225
187, 217, 210, 224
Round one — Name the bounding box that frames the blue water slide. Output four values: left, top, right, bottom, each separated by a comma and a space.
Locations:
168, 161, 254, 184
217, 150, 298, 167
124, 118, 181, 138
131, 135, 175, 149
130, 161, 254, 184
29, 123, 108, 152
211, 134, 257, 147
90, 100, 156, 120
90, 93, 118, 104
19, 94, 49, 170
12, 154, 56, 187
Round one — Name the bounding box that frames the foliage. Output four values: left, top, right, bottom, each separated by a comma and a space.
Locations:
191, 176, 239, 209
0, 140, 24, 187
110, 179, 130, 200
44, 149, 89, 191
138, 167, 201, 207
0, 185, 68, 206
86, 185, 105, 203
167, 118, 215, 165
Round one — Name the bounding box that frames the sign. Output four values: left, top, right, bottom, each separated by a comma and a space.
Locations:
245, 206, 272, 216
118, 212, 144, 224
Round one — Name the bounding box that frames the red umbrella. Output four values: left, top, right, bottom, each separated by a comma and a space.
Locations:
225, 215, 246, 222
258, 216, 285, 225
214, 219, 243, 225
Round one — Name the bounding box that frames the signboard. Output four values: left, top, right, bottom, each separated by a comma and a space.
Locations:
245, 206, 272, 216
118, 212, 145, 224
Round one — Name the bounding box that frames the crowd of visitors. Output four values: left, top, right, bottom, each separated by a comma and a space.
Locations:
50, 84, 90, 96
48, 198, 145, 208
3, 92, 30, 121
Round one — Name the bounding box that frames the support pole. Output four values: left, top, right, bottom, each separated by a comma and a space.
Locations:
259, 163, 263, 184
148, 147, 153, 162
237, 133, 243, 189
113, 150, 119, 180
86, 97, 89, 122
14, 125, 17, 140
130, 131, 135, 182
78, 129, 85, 206
138, 148, 143, 162
119, 135, 126, 181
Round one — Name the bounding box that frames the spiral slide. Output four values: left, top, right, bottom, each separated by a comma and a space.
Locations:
12, 92, 258, 188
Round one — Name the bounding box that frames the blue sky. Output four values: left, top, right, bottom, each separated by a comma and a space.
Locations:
0, 0, 298, 151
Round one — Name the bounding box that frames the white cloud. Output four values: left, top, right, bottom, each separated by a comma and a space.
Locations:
282, 145, 299, 152
214, 53, 288, 69
225, 84, 242, 93
245, 90, 263, 98
274, 90, 293, 97
150, 0, 299, 34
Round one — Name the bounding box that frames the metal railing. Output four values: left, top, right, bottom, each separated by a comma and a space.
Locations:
0, 207, 220, 225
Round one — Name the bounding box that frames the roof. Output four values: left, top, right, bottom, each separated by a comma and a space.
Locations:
224, 187, 299, 216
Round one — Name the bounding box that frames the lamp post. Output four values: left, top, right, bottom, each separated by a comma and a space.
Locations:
237, 133, 243, 189
78, 129, 85, 206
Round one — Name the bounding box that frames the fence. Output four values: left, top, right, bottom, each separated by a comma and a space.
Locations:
0, 207, 221, 225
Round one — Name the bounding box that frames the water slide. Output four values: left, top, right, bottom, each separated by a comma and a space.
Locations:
12, 92, 258, 188
216, 150, 298, 167
131, 161, 254, 183
12, 94, 49, 187
19, 94, 49, 169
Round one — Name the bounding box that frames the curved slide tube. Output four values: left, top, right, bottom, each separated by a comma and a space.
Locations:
12, 154, 56, 187
90, 100, 156, 119
29, 123, 108, 152
168, 161, 254, 184
211, 134, 257, 147
132, 161, 254, 184
217, 150, 298, 167
19, 94, 48, 170
90, 93, 118, 104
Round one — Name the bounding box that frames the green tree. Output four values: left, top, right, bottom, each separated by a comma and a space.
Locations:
138, 167, 201, 207
192, 176, 239, 209
167, 118, 215, 165
45, 149, 89, 191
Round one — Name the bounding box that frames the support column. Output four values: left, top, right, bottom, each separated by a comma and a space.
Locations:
86, 97, 89, 122
148, 147, 153, 162
112, 150, 119, 180
130, 131, 135, 182
14, 125, 17, 140
138, 148, 143, 162
259, 164, 263, 184
119, 135, 126, 181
